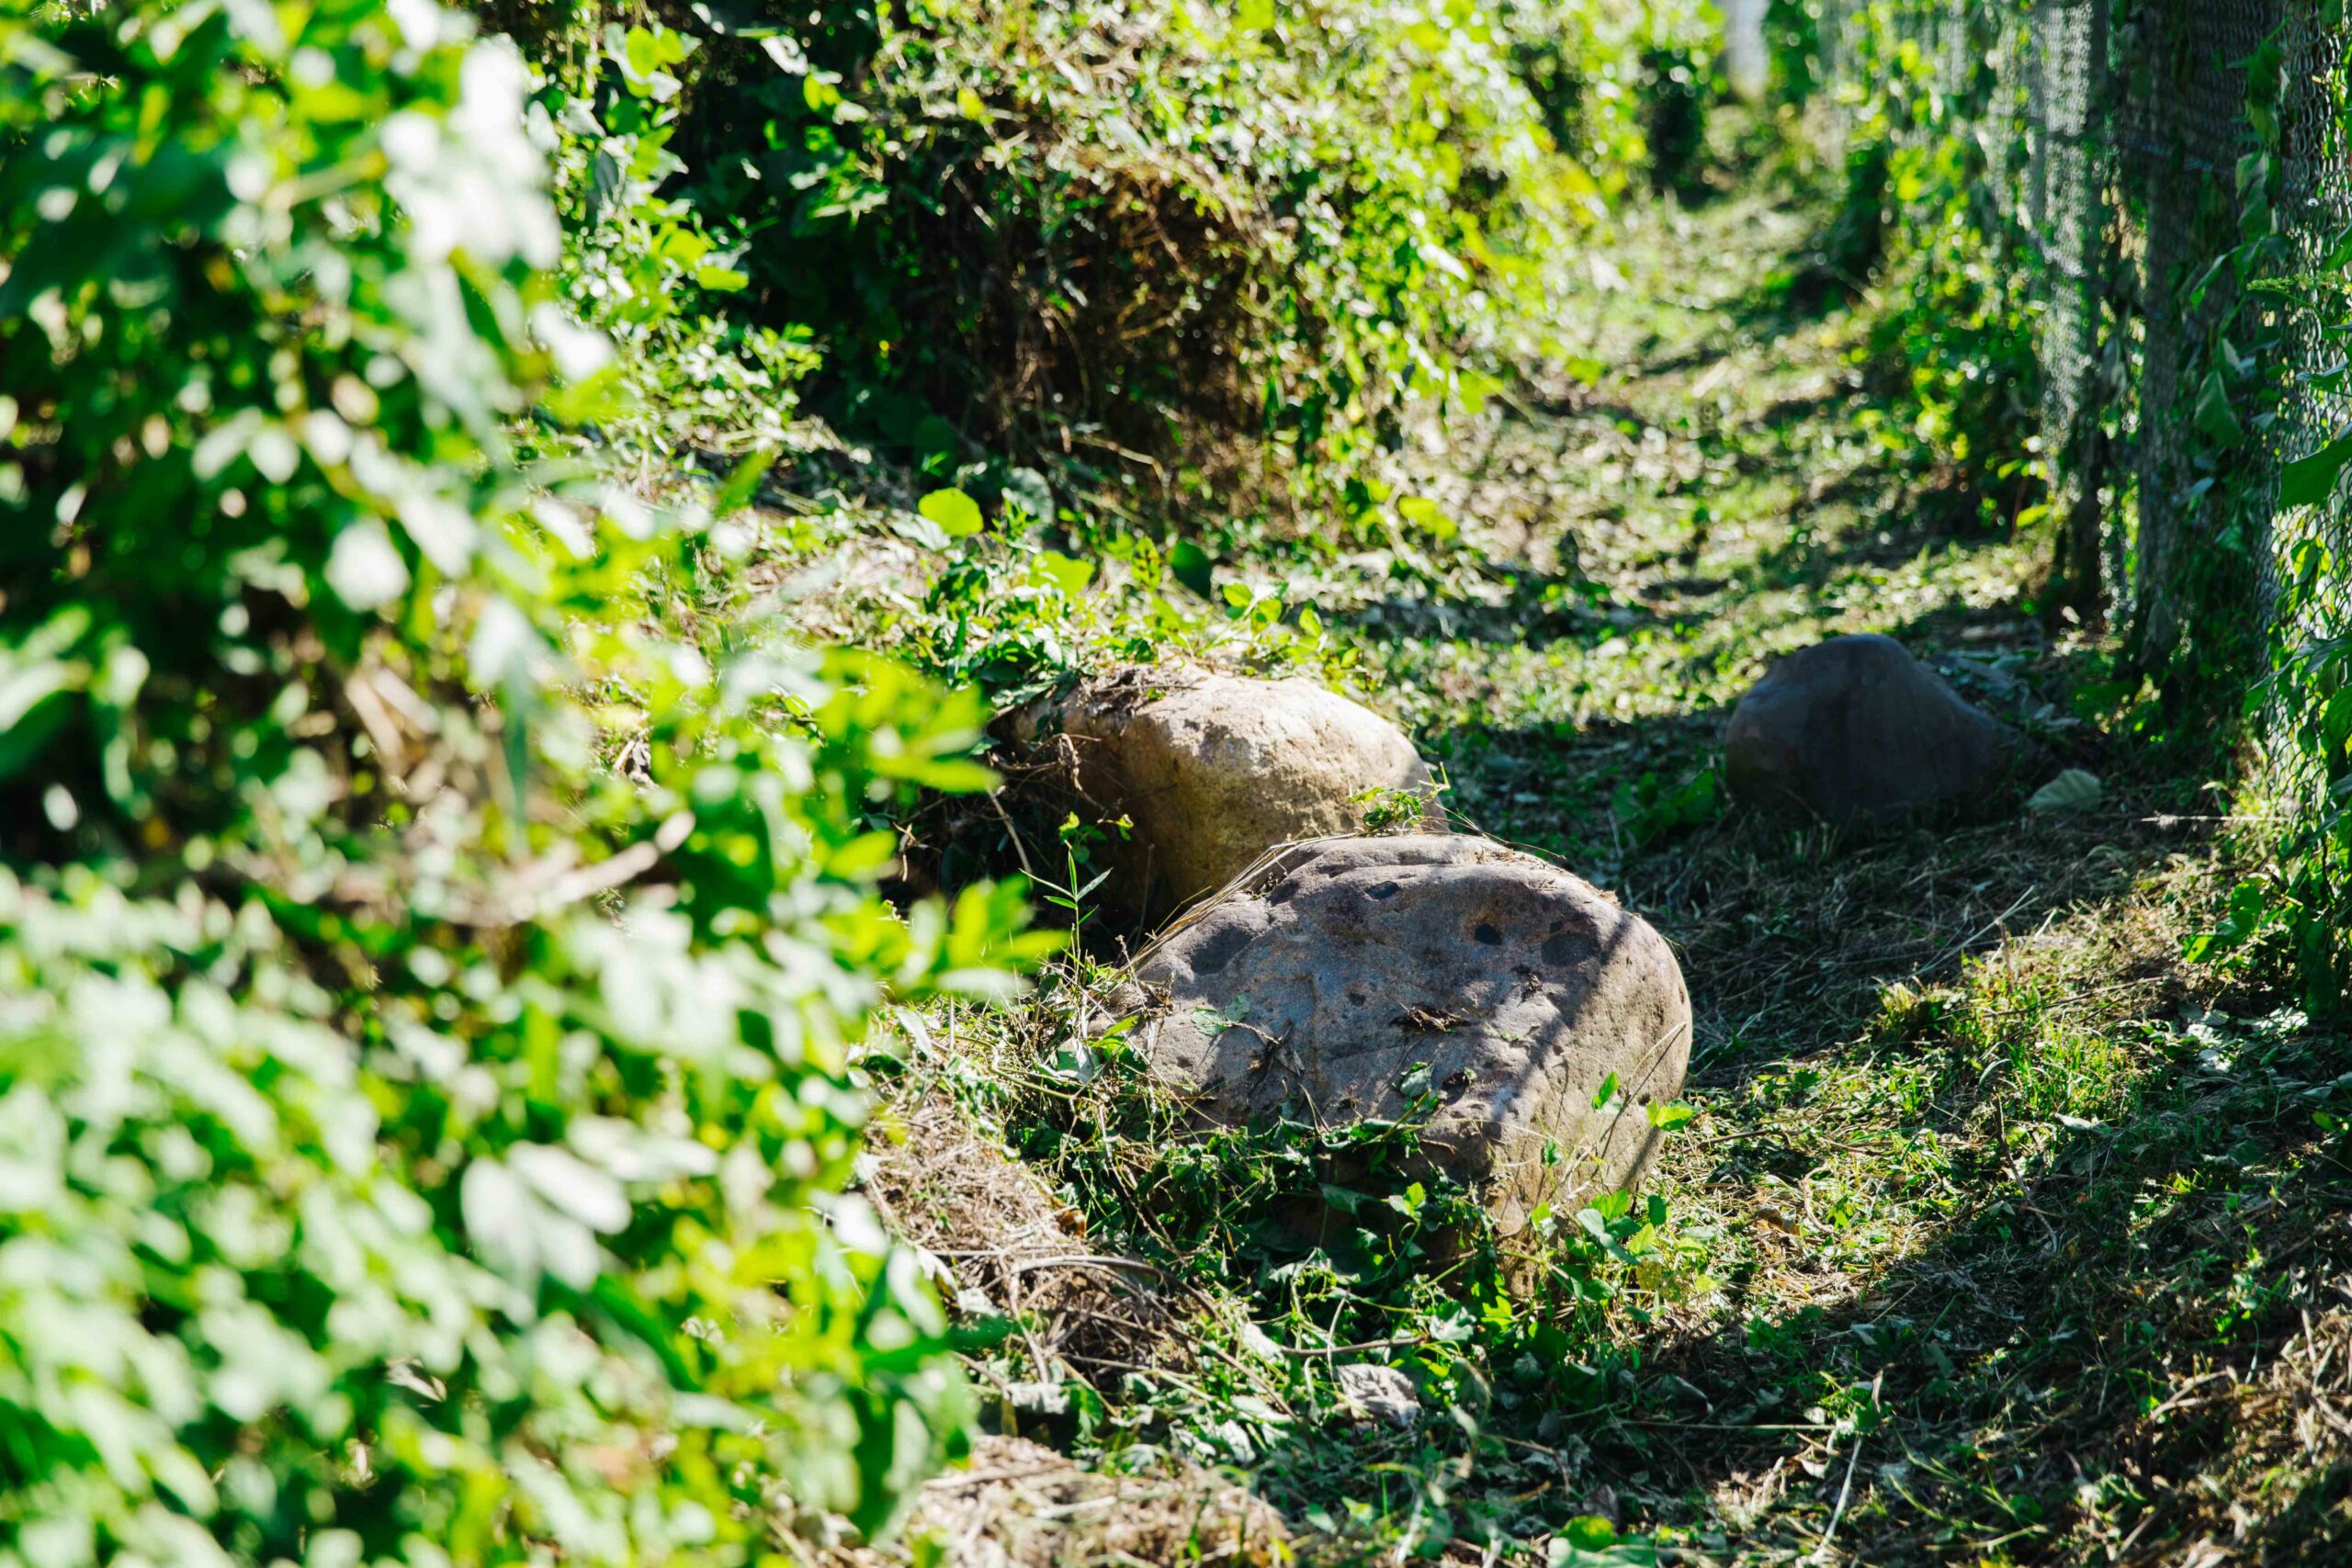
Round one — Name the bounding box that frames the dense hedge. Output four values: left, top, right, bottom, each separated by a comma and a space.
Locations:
503, 0, 1721, 525
0, 1, 1046, 1560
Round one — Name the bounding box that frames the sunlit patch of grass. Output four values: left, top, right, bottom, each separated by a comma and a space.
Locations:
1589, 841, 2352, 1564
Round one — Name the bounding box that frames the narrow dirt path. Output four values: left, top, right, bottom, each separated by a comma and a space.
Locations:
1309, 176, 2347, 1564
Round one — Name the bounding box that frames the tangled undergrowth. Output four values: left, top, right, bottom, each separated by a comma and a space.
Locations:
0, 3, 1054, 1560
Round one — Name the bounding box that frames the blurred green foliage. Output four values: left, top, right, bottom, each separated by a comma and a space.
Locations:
0, 1, 1049, 1561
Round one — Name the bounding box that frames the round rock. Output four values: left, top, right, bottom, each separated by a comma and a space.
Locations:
1125, 835, 1690, 1233
1012, 669, 1441, 921
1723, 633, 2011, 822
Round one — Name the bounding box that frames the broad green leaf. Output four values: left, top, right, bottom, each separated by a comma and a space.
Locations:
1170, 539, 1216, 598
2282, 430, 2352, 509
919, 488, 986, 536
2026, 768, 2104, 814
2324, 688, 2352, 760
2195, 369, 2246, 450
1549, 1516, 1659, 1565
1034, 551, 1094, 598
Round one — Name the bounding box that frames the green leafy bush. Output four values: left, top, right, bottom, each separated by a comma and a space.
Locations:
558, 0, 1640, 523
537, 15, 818, 468
2177, 55, 2352, 1012
0, 1, 1046, 1559
458, 4, 1737, 739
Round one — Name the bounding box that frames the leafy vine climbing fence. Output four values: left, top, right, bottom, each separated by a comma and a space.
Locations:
1816, 0, 2352, 992
1822, 0, 2347, 656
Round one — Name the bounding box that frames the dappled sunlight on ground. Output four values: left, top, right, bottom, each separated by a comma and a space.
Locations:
1274, 171, 2352, 1565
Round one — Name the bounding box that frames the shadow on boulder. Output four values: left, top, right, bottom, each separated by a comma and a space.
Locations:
1006, 668, 1444, 927
1112, 834, 1691, 1238
1723, 633, 2024, 823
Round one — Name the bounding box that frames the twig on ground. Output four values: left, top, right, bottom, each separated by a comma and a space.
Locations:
1814, 1370, 1883, 1563
1006, 1253, 1170, 1280
1275, 1336, 1425, 1358
988, 788, 1037, 879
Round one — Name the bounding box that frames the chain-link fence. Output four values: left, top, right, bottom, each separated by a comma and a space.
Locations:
1815, 0, 2349, 695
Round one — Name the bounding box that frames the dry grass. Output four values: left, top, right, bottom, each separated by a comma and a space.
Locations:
865, 1075, 1199, 1389
815, 1434, 1289, 1568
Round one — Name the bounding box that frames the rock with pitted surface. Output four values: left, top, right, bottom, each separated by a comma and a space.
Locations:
1121, 835, 1690, 1234
1723, 633, 2013, 822
1012, 669, 1441, 922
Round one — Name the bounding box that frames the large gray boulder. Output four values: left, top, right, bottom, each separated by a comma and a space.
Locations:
1012, 669, 1441, 921
1125, 835, 1690, 1233
1723, 634, 2011, 822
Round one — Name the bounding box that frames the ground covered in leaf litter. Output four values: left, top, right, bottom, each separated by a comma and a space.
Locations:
843, 172, 2352, 1566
